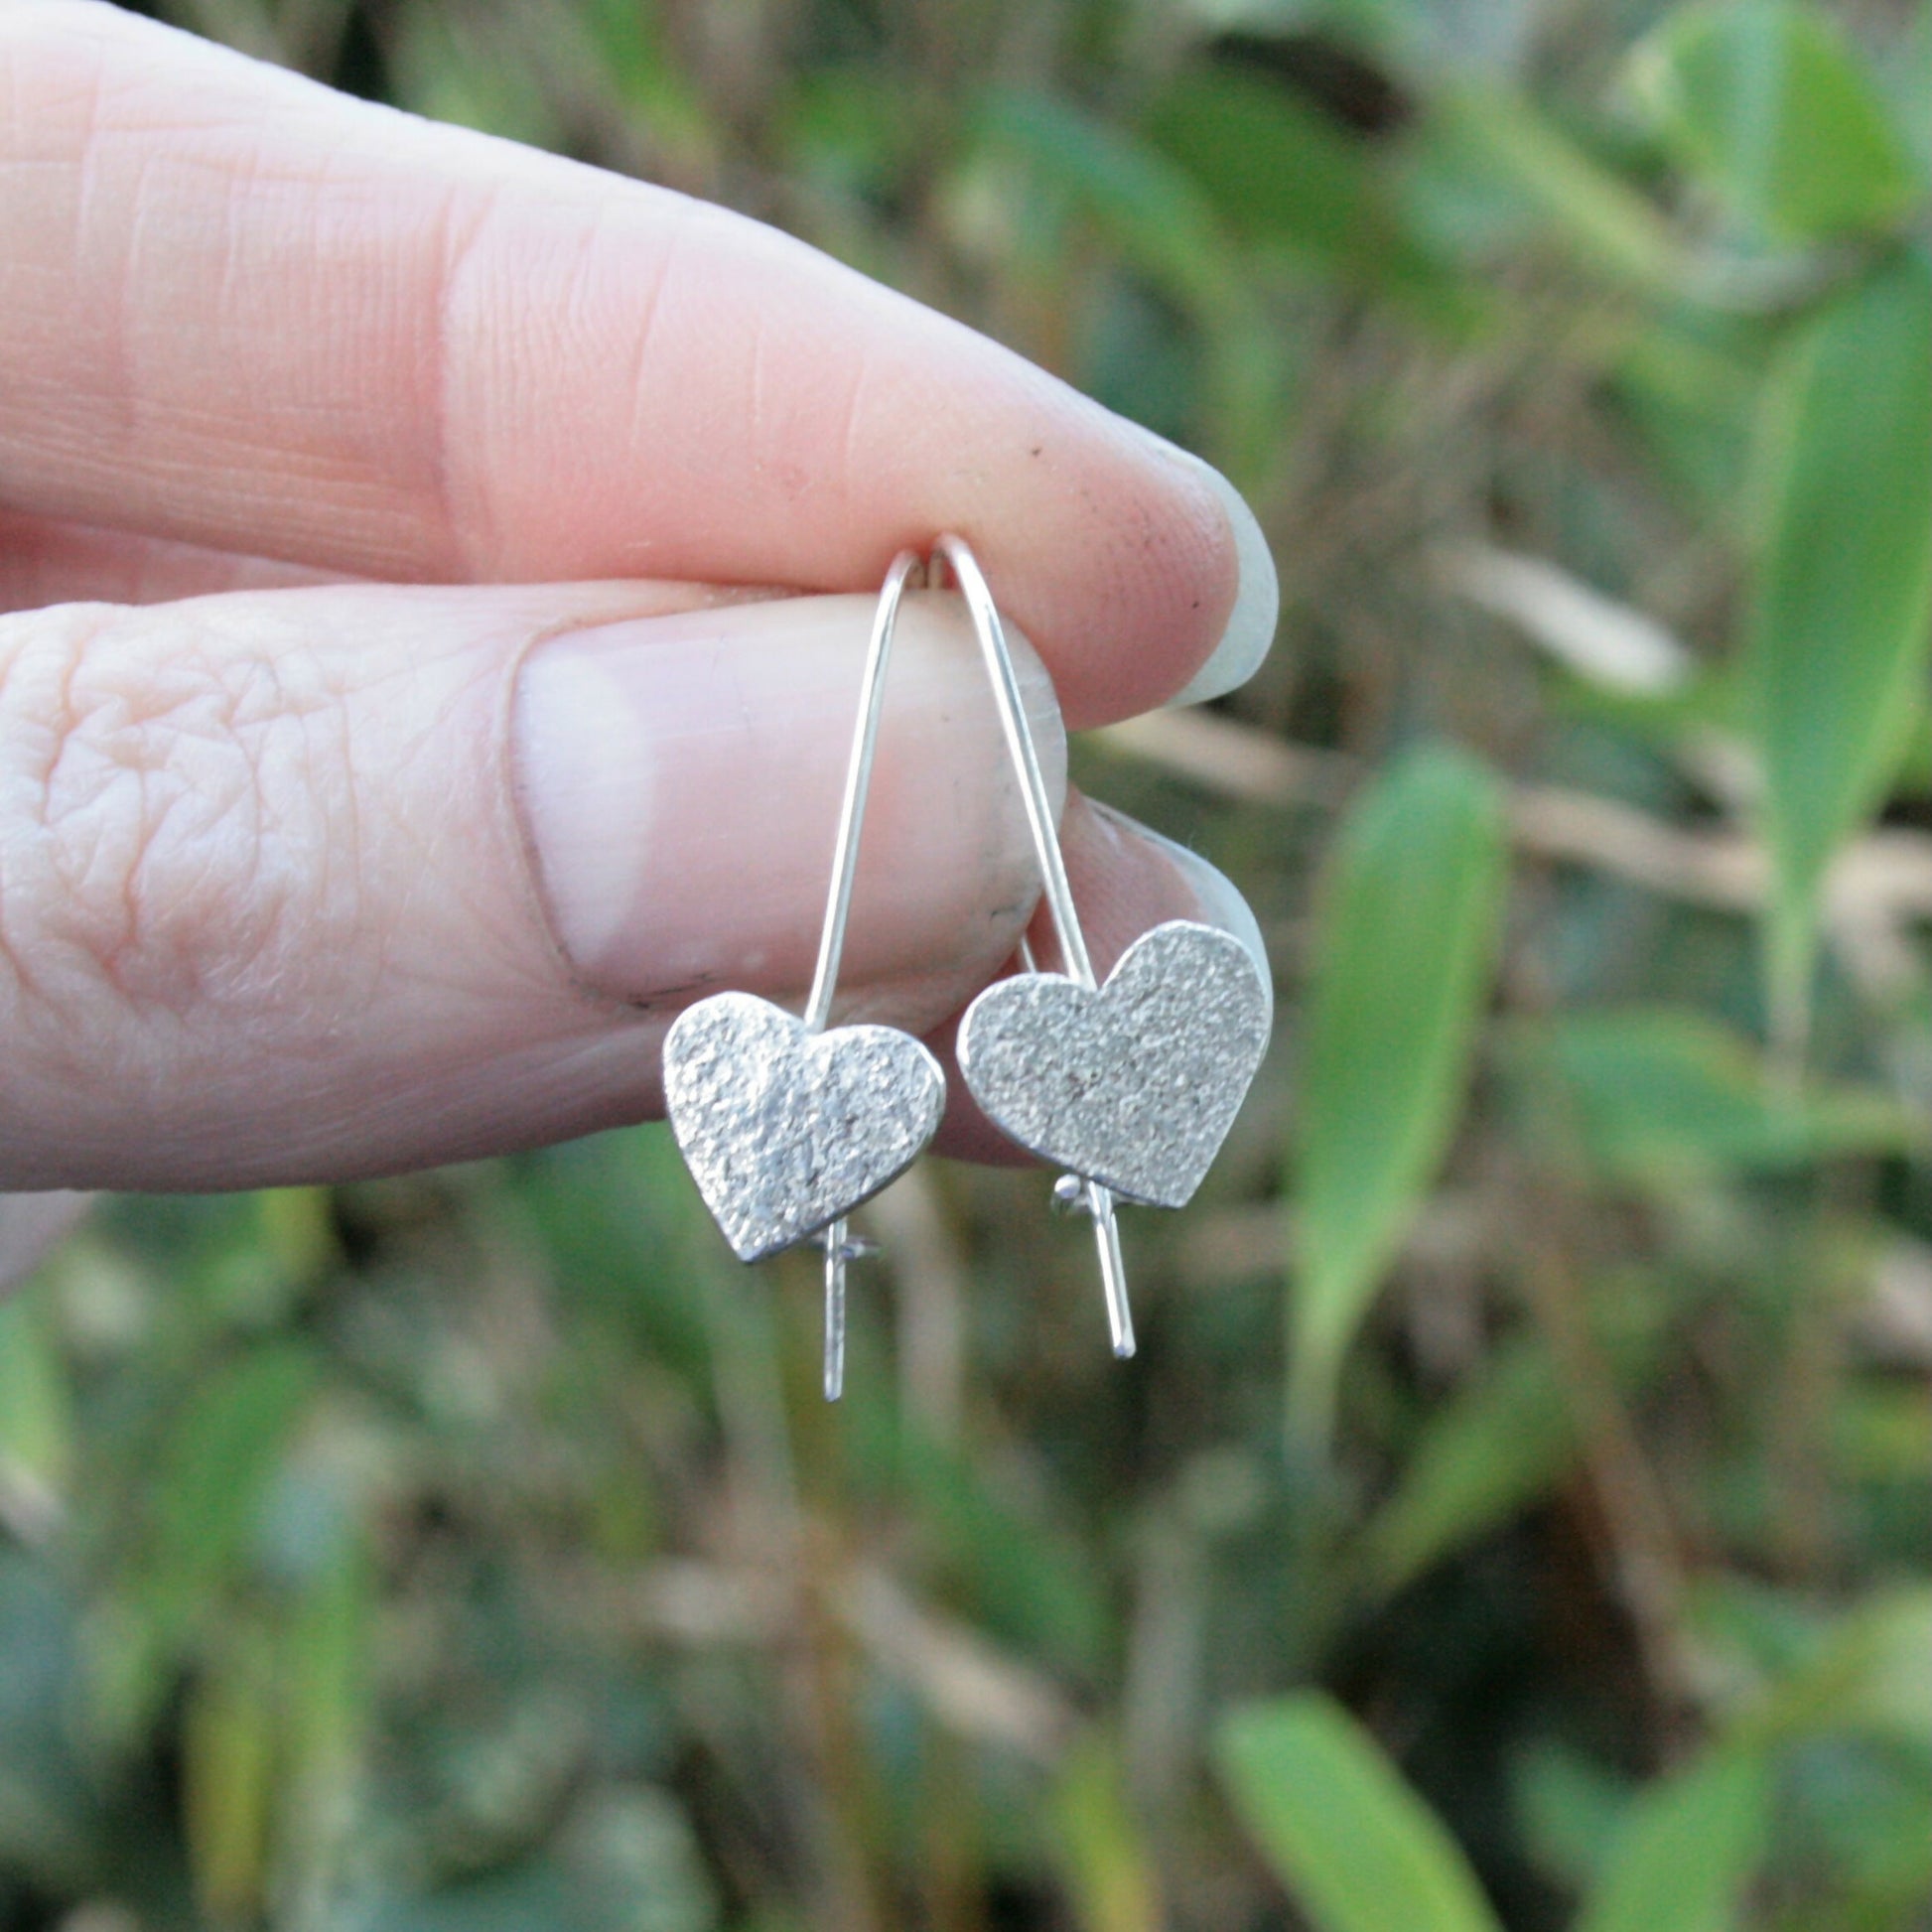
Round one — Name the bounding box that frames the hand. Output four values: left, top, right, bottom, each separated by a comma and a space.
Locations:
0, 0, 1276, 1192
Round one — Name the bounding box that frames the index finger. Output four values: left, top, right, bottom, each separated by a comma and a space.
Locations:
0, 2, 1276, 724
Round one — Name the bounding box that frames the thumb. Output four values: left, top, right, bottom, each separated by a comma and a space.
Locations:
0, 581, 1063, 1188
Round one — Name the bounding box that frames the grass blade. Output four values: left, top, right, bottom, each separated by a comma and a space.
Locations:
1215, 1694, 1503, 1932
1289, 747, 1507, 1451
1630, 0, 1922, 243
1749, 249, 1932, 1038
1577, 1750, 1770, 1932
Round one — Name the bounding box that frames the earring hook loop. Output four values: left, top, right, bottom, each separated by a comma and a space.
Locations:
931, 534, 1135, 1359
804, 547, 924, 1035
931, 534, 1097, 992
808, 536, 1136, 1371
804, 546, 923, 1399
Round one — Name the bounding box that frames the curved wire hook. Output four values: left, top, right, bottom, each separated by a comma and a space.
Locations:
809, 548, 923, 1397
929, 534, 1135, 1359
805, 548, 924, 1035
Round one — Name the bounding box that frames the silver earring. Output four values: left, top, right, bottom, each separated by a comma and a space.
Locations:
662, 551, 942, 1401
934, 535, 1273, 1359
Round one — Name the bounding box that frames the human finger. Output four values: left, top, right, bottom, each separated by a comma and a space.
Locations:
0, 583, 1065, 1188
0, 507, 345, 613
0, 2, 1276, 726
0, 1190, 92, 1295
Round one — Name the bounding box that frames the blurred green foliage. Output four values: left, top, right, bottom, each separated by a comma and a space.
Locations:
4, 0, 1930, 1926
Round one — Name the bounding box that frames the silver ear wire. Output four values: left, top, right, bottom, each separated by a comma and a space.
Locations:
803, 550, 922, 1035
942, 533, 1271, 1338
665, 535, 1264, 1387
661, 550, 946, 1404
804, 549, 923, 1400
666, 536, 1264, 1389
932, 536, 1137, 1359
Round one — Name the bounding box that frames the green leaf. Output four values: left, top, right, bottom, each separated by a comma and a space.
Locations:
562, 1787, 722, 1932
967, 87, 1283, 465
1895, 5, 1932, 176
1835, 1378, 1932, 1485
975, 88, 1241, 326
1290, 747, 1507, 1449
1359, 1332, 1576, 1599
183, 1632, 278, 1923
1145, 69, 1470, 327
1504, 1008, 1922, 1183
1577, 1751, 1771, 1932
368, 1796, 721, 1932
1729, 1587, 1932, 1754
784, 71, 924, 202
1047, 1733, 1161, 1932
1215, 1694, 1503, 1932
580, 0, 715, 168
0, 1556, 100, 1889
278, 1540, 374, 1895
1749, 249, 1932, 1022
0, 1294, 73, 1518
385, 5, 571, 148
255, 1185, 338, 1285
1419, 87, 1686, 295
1785, 1746, 1932, 1926
1511, 1740, 1632, 1892
1630, 1, 1923, 243
1359, 1271, 1680, 1599
150, 1341, 323, 1624
890, 1421, 1110, 1676
1148, 69, 1372, 259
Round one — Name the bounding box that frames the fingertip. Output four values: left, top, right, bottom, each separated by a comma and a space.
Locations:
1095, 808, 1274, 1035
1062, 796, 1273, 1032
1155, 451, 1281, 708
0, 1191, 92, 1296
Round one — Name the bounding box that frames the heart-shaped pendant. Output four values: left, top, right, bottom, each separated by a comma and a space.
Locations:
957, 919, 1270, 1209
664, 991, 945, 1262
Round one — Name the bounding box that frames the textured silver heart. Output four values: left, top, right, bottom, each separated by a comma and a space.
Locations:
957, 919, 1270, 1208
663, 992, 944, 1262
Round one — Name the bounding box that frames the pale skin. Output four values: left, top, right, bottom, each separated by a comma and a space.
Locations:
0, 2, 1276, 1253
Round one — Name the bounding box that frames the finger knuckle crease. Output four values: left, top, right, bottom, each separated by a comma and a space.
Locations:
0, 604, 346, 1024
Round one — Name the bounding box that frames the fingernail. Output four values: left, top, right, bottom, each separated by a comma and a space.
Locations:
1085, 801, 1274, 1033
1138, 435, 1280, 707
0, 1190, 92, 1295
512, 592, 1064, 1017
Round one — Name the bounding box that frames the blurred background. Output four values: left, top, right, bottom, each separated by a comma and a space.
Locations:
3, 0, 1929, 1927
